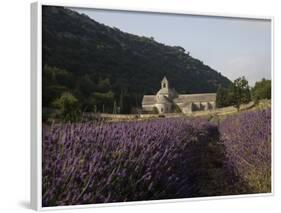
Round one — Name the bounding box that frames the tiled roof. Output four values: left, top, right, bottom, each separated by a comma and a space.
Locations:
173, 93, 216, 103
142, 95, 156, 105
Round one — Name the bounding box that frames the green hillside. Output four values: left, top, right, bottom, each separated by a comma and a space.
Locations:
42, 6, 231, 114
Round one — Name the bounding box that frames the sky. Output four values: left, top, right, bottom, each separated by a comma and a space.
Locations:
71, 7, 271, 86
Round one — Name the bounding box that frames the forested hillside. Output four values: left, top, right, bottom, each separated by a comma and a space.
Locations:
42, 6, 231, 113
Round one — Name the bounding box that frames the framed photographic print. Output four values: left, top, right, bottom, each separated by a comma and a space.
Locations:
31, 1, 273, 210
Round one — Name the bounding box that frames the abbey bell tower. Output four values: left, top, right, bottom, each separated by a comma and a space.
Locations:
161, 76, 169, 89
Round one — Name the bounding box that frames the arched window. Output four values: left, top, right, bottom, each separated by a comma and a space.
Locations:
163, 83, 166, 88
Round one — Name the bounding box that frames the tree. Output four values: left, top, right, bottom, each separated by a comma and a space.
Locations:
174, 46, 185, 53
52, 92, 81, 122
215, 84, 237, 108
113, 100, 117, 114
78, 75, 95, 97
89, 91, 114, 113
232, 76, 251, 111
97, 78, 111, 93
119, 89, 124, 113
251, 79, 271, 103
216, 85, 230, 108
42, 65, 74, 107
119, 88, 132, 114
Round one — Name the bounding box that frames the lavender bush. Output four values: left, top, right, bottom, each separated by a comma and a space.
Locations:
42, 118, 219, 206
219, 108, 271, 193
42, 109, 271, 207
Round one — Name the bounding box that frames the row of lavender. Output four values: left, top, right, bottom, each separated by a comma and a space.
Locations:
42, 118, 219, 206
42, 108, 271, 206
219, 108, 271, 193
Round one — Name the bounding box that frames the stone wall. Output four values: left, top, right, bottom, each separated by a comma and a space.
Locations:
179, 101, 216, 113
83, 102, 255, 122
142, 104, 155, 112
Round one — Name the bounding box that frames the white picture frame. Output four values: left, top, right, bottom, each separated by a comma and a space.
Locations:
31, 1, 274, 210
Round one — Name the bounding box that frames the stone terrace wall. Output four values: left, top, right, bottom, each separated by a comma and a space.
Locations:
83, 102, 255, 121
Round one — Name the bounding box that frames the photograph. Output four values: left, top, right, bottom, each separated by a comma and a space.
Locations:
41, 5, 272, 207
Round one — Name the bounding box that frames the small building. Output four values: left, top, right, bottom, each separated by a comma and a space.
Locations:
142, 76, 216, 114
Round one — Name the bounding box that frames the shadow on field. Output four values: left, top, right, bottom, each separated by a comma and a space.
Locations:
187, 127, 252, 197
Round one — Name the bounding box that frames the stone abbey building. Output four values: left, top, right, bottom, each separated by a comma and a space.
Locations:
142, 77, 216, 114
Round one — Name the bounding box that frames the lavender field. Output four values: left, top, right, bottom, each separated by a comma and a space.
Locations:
42, 108, 271, 207
219, 108, 271, 193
